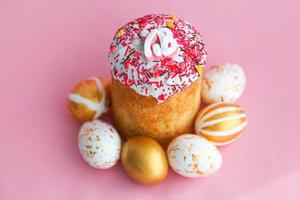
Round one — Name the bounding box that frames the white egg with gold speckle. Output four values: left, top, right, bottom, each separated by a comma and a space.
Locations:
167, 134, 222, 177
78, 120, 121, 169
202, 63, 246, 104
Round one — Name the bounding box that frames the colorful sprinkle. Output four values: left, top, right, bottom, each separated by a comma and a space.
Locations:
124, 61, 131, 69
170, 15, 177, 20
166, 21, 174, 28
117, 28, 124, 37
197, 65, 204, 73
110, 45, 116, 53
109, 14, 207, 103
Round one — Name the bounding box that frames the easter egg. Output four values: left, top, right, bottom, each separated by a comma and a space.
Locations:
78, 120, 121, 169
68, 77, 111, 121
167, 134, 222, 177
121, 136, 168, 184
202, 63, 246, 104
195, 102, 247, 146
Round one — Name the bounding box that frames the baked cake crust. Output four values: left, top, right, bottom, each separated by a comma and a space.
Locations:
112, 76, 201, 145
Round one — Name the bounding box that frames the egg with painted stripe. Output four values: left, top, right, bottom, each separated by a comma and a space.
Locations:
68, 77, 111, 121
202, 63, 246, 104
78, 120, 121, 169
167, 134, 222, 177
195, 102, 247, 146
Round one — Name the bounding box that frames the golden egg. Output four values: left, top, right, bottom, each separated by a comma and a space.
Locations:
121, 136, 168, 184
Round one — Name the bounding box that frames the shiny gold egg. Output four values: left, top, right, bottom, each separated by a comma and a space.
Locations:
121, 136, 168, 184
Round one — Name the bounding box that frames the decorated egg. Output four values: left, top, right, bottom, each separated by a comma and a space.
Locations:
121, 136, 168, 184
202, 63, 246, 103
167, 134, 222, 177
68, 77, 111, 121
195, 102, 247, 146
78, 120, 121, 169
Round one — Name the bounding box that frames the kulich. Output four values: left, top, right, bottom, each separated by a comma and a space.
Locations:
195, 102, 247, 146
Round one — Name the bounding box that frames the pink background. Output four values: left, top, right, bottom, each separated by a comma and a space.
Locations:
1, 0, 299, 199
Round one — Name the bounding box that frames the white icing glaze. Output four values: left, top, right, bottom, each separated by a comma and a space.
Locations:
109, 14, 207, 103
140, 29, 149, 37
144, 28, 178, 60
68, 77, 108, 119
152, 43, 162, 57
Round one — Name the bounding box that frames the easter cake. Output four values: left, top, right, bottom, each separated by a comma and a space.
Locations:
67, 14, 248, 184
109, 14, 207, 144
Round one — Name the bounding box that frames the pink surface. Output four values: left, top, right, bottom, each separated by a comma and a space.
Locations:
0, 0, 299, 199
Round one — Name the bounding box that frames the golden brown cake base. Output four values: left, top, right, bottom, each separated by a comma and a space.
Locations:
112, 77, 202, 145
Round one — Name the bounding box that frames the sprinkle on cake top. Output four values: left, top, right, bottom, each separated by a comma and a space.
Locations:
109, 14, 207, 103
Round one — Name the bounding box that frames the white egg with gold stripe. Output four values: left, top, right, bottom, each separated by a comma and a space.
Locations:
195, 102, 247, 146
